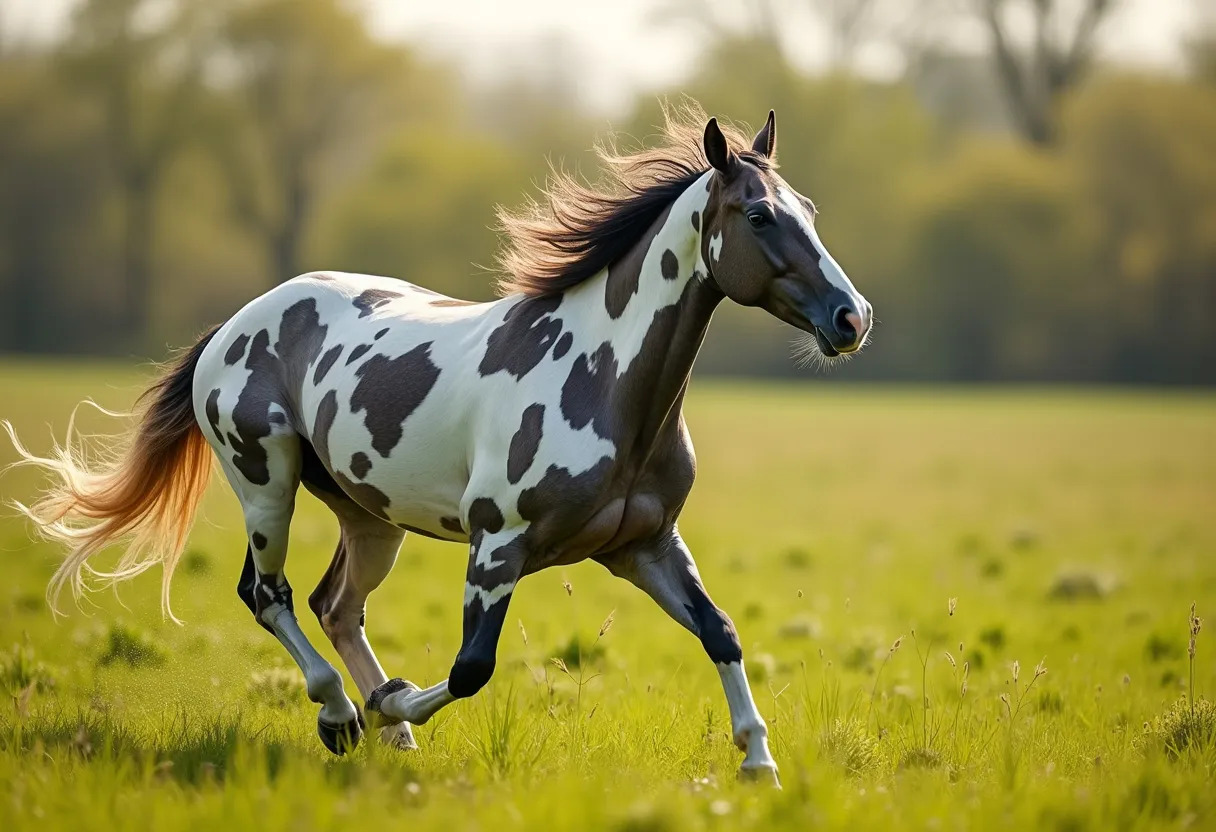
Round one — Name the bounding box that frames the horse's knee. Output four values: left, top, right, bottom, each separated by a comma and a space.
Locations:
449, 651, 496, 699
697, 604, 743, 665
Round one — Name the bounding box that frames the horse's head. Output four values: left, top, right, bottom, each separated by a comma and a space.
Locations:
700, 111, 872, 358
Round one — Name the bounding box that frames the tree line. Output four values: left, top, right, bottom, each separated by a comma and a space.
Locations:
1, 0, 1213, 383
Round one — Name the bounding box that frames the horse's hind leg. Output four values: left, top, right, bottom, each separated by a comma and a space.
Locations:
309, 514, 418, 750
222, 430, 362, 755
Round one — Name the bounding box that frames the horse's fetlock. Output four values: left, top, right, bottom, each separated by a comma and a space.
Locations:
306, 663, 345, 705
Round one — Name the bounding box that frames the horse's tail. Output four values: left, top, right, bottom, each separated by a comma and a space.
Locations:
3, 326, 220, 621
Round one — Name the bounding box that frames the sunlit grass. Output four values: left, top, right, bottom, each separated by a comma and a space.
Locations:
0, 360, 1213, 829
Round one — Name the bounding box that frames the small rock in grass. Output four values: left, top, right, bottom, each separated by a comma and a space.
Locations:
1047, 569, 1117, 601
248, 665, 306, 708
778, 615, 821, 640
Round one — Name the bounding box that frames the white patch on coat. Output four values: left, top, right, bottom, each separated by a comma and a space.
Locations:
775, 186, 864, 306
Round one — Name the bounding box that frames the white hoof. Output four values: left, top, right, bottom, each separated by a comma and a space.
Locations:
378, 722, 418, 751
738, 762, 781, 788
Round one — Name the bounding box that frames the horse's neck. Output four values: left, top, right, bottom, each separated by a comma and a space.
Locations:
567, 171, 723, 454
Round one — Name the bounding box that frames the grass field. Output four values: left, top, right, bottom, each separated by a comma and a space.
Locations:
0, 360, 1213, 830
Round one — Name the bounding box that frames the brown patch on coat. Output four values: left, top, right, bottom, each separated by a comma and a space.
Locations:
205, 388, 225, 446
251, 531, 268, 550
227, 329, 277, 485
468, 497, 505, 534
227, 299, 329, 485
560, 342, 619, 440
660, 249, 680, 280
314, 345, 343, 385
440, 516, 465, 535
312, 390, 339, 468
350, 451, 372, 479
275, 298, 329, 397
690, 210, 700, 231
224, 334, 250, 366
353, 288, 403, 318
506, 404, 545, 485
603, 206, 669, 319
478, 295, 563, 379
350, 342, 442, 457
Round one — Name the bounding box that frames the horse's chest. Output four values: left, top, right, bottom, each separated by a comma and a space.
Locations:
523, 428, 696, 568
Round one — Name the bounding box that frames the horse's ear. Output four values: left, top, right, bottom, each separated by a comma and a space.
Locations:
752, 110, 776, 158
704, 117, 735, 174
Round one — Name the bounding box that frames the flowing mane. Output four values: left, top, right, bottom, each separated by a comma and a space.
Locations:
495, 102, 768, 297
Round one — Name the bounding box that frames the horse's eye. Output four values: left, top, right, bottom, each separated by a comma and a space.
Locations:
747, 211, 769, 228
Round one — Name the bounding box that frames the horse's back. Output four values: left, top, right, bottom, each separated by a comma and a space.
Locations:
193, 271, 502, 537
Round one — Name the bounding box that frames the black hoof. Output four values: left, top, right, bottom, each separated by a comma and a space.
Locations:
365, 677, 410, 730
318, 709, 365, 756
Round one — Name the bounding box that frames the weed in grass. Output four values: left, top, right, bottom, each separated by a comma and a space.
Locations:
97, 623, 166, 668
0, 642, 56, 695
1138, 603, 1214, 758
1141, 697, 1216, 758
819, 718, 879, 775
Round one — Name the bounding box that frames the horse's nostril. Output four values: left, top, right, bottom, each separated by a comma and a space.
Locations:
832, 306, 857, 339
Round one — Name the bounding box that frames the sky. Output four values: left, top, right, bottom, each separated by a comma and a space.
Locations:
2, 0, 1205, 113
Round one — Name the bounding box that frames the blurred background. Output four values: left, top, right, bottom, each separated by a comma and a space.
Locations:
0, 0, 1212, 383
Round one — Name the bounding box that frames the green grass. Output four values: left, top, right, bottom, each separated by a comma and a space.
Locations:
0, 360, 1213, 830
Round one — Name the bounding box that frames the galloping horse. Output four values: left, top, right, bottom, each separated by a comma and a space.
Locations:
7, 106, 870, 782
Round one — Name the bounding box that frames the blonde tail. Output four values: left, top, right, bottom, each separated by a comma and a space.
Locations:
4, 327, 220, 621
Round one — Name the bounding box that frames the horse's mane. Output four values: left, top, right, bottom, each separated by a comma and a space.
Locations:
495, 101, 768, 297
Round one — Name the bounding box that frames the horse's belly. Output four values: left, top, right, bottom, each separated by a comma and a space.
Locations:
302, 361, 472, 536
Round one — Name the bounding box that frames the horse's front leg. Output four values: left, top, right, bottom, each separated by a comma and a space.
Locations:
598, 530, 779, 784
366, 524, 527, 727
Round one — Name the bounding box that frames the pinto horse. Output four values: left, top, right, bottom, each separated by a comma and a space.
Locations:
7, 106, 870, 782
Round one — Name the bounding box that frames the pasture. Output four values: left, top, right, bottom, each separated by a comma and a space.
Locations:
0, 360, 1213, 830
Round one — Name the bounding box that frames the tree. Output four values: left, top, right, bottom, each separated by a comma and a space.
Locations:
59, 0, 208, 336
211, 0, 418, 285
973, 0, 1116, 146
0, 58, 111, 352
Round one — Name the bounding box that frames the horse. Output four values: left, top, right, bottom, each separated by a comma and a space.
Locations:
6, 105, 871, 783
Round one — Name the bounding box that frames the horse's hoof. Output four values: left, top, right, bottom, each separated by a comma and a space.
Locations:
364, 677, 419, 730
738, 763, 781, 788
318, 709, 364, 756
379, 722, 419, 751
